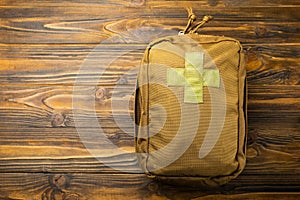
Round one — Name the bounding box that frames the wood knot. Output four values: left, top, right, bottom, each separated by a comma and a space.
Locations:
95, 87, 107, 100
245, 48, 264, 72
247, 129, 257, 146
207, 0, 219, 6
117, 75, 128, 85
255, 25, 267, 37
51, 113, 66, 127
130, 0, 145, 6
42, 174, 79, 200
247, 145, 259, 159
147, 182, 159, 192
50, 174, 70, 189
63, 194, 79, 200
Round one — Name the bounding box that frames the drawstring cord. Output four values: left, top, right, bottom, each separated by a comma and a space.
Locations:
183, 7, 197, 34
190, 15, 213, 33
181, 7, 213, 35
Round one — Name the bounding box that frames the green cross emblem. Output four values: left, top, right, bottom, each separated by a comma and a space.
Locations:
167, 52, 220, 103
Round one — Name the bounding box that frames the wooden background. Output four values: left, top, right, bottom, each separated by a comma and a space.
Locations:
0, 0, 299, 199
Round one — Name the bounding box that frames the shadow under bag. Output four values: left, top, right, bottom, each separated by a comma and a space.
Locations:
134, 8, 247, 186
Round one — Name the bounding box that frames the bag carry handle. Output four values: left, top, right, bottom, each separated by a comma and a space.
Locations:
180, 7, 213, 35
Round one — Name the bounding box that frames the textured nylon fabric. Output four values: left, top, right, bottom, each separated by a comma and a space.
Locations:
135, 34, 246, 186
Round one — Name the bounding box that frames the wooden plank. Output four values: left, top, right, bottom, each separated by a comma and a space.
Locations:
245, 45, 299, 85
0, 173, 299, 200
0, 44, 143, 85
0, 85, 299, 128
193, 193, 300, 200
0, 44, 299, 85
0, 127, 298, 174
248, 86, 300, 113
0, 173, 153, 200
0, 0, 299, 7
0, 6, 299, 44
147, 0, 300, 7
0, 0, 133, 7
1, 18, 299, 44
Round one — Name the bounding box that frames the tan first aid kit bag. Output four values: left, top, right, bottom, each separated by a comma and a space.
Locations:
134, 8, 247, 186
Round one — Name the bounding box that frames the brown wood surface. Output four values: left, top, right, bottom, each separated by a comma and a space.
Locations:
0, 0, 299, 199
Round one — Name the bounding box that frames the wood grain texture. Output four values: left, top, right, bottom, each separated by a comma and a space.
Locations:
0, 5, 299, 44
0, 45, 299, 85
0, 173, 299, 200
1, 0, 299, 7
0, 0, 299, 199
0, 126, 299, 174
